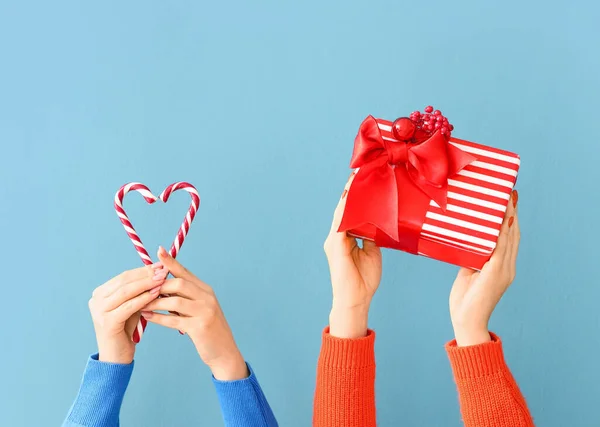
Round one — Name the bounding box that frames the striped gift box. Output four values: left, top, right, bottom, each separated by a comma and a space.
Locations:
352, 118, 520, 270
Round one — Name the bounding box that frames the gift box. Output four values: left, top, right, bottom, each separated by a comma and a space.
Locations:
339, 108, 520, 270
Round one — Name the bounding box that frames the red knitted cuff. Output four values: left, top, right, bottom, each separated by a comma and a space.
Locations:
320, 327, 376, 369
445, 332, 507, 380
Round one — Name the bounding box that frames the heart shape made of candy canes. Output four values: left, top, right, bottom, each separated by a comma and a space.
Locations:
114, 182, 200, 343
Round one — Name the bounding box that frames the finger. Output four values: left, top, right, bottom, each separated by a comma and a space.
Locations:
490, 220, 509, 263
98, 264, 164, 298
159, 277, 210, 298
111, 285, 162, 323
157, 246, 196, 281
361, 239, 381, 256
456, 267, 477, 280
502, 190, 518, 260
491, 192, 516, 261
505, 189, 516, 220
329, 171, 356, 235
451, 267, 477, 297
451, 267, 476, 300
103, 269, 168, 312
142, 296, 197, 316
125, 312, 142, 338
508, 211, 521, 268
141, 311, 184, 332
325, 173, 358, 255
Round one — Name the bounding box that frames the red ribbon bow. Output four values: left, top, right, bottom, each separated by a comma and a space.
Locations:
339, 115, 476, 253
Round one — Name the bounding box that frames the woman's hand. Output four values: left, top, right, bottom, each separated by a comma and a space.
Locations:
450, 190, 520, 346
89, 263, 168, 364
141, 247, 248, 381
324, 172, 382, 338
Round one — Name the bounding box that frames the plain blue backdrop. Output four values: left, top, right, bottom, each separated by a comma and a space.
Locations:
1, 1, 599, 426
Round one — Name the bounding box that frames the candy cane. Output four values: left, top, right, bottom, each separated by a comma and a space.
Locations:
114, 182, 200, 343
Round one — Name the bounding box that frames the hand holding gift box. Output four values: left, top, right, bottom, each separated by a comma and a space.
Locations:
339, 106, 520, 270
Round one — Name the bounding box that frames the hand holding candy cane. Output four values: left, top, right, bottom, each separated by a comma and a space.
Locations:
88, 263, 168, 364
141, 247, 248, 381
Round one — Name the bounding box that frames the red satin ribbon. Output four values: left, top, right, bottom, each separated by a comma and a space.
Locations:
339, 115, 476, 254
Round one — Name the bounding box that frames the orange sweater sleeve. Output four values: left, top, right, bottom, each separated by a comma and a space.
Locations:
313, 327, 377, 427
446, 333, 535, 426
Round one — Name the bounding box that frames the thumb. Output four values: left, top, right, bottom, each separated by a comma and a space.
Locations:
125, 312, 141, 338
157, 246, 193, 280
456, 267, 476, 280
362, 239, 381, 257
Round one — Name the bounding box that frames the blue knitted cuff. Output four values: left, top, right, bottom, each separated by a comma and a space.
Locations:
64, 354, 134, 427
212, 363, 278, 426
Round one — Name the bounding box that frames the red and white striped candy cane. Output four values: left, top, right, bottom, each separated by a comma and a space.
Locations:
114, 182, 200, 343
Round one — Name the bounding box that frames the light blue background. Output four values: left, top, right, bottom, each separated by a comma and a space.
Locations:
1, 1, 598, 426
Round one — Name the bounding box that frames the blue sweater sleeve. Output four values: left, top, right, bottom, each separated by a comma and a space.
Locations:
62, 354, 134, 427
212, 363, 278, 427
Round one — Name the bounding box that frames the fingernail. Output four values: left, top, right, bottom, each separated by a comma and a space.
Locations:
508, 216, 514, 227
158, 246, 169, 257
141, 311, 153, 318
342, 189, 348, 199
150, 286, 161, 295
512, 190, 518, 208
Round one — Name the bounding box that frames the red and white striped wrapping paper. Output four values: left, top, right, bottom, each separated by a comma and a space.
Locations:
356, 119, 520, 270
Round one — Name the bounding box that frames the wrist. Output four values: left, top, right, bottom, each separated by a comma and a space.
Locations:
453, 325, 491, 347
209, 351, 248, 381
97, 340, 134, 364
329, 304, 370, 338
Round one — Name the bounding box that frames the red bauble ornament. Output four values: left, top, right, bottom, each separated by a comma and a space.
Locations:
391, 117, 416, 141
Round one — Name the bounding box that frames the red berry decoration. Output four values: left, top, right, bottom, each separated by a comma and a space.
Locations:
401, 105, 454, 142
392, 117, 416, 141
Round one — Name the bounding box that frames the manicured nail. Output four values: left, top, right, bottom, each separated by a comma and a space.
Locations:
141, 311, 153, 318
508, 216, 514, 227
150, 286, 161, 295
512, 190, 518, 208
151, 262, 162, 269
158, 246, 169, 257
342, 189, 348, 199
